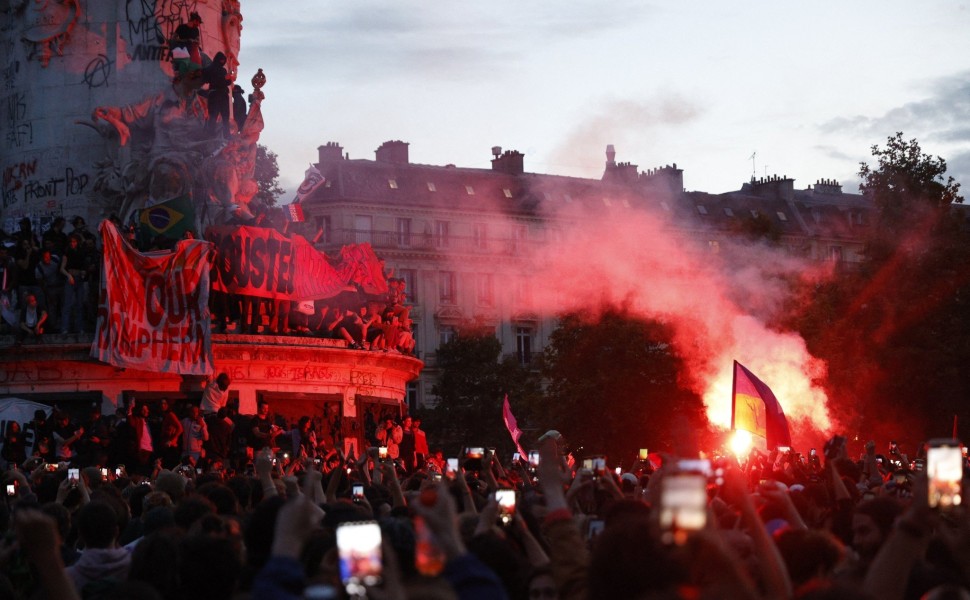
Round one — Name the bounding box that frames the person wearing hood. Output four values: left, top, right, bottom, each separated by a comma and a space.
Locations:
66, 501, 131, 595
202, 51, 232, 137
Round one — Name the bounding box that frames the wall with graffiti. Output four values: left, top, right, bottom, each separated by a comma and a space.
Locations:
0, 0, 242, 233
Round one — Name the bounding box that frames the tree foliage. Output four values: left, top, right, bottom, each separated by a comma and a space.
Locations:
534, 307, 711, 461
253, 144, 286, 207
423, 320, 541, 456
785, 134, 970, 449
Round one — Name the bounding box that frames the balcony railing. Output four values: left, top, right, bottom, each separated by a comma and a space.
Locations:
322, 229, 540, 256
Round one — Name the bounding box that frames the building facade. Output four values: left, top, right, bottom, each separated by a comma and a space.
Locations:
299, 141, 871, 410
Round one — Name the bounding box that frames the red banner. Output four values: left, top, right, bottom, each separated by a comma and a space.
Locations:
206, 226, 388, 300
92, 221, 215, 375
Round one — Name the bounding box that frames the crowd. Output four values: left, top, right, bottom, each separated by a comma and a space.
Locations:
0, 213, 417, 354
1, 414, 969, 600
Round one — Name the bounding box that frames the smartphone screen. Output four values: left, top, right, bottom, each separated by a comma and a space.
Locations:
496, 489, 516, 525
512, 452, 521, 462
337, 521, 383, 587
353, 484, 365, 499
528, 451, 540, 467
591, 456, 606, 477
928, 440, 963, 510
378, 446, 388, 460
587, 518, 605, 541
659, 473, 707, 545
639, 448, 649, 460
68, 468, 80, 483
465, 447, 484, 459
582, 458, 593, 471
6, 484, 15, 496
446, 458, 459, 476
100, 467, 108, 479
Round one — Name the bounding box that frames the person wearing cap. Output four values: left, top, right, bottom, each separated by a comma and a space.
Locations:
173, 12, 203, 66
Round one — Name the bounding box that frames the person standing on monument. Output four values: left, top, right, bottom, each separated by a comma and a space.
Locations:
172, 12, 203, 67
202, 52, 232, 138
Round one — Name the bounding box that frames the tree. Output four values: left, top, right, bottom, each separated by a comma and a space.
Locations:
253, 144, 286, 207
784, 134, 970, 450
534, 306, 711, 462
858, 132, 962, 263
423, 320, 541, 456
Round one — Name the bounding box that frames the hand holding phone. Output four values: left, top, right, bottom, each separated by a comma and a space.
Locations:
927, 439, 964, 511
337, 521, 383, 590
496, 489, 516, 525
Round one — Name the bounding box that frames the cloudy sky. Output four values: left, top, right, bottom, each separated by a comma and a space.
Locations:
237, 1, 970, 200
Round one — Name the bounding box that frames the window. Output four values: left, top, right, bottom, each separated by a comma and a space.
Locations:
465, 185, 475, 195
696, 204, 708, 215
473, 223, 488, 250
354, 214, 372, 244
406, 381, 419, 412
388, 179, 398, 189
750, 209, 760, 218
602, 197, 612, 207
503, 188, 513, 199
399, 268, 417, 304
396, 218, 412, 247
427, 182, 437, 192
434, 220, 450, 248
660, 201, 670, 211
563, 194, 573, 203
777, 211, 788, 221
516, 327, 533, 365
439, 325, 457, 346
476, 273, 494, 306
511, 225, 527, 253
723, 207, 735, 217
315, 216, 331, 244
439, 271, 456, 303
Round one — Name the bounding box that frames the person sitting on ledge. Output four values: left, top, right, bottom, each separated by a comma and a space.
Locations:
16, 292, 47, 345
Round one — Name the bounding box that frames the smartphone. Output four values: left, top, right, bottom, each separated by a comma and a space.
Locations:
587, 518, 605, 541
68, 468, 80, 484
353, 484, 365, 499
196, 468, 203, 475
116, 465, 125, 476
446, 457, 459, 477
378, 446, 388, 460
676, 459, 712, 477
810, 448, 817, 456
100, 467, 108, 479
337, 521, 383, 588
528, 450, 540, 467
45, 463, 58, 472
496, 489, 516, 525
777, 446, 792, 453
582, 458, 593, 471
659, 472, 708, 545
465, 447, 484, 459
512, 452, 521, 463
927, 439, 963, 510
639, 448, 649, 461
591, 456, 606, 476
5, 484, 14, 496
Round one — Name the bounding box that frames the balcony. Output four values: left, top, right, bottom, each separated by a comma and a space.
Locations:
321, 229, 540, 257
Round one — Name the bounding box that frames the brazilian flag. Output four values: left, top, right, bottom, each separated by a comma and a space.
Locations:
138, 196, 196, 243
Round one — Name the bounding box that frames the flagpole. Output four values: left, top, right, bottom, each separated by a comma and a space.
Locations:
730, 360, 738, 431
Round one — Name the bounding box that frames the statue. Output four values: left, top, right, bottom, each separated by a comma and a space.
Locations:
83, 67, 267, 235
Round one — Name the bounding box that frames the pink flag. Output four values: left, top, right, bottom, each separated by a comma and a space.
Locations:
502, 395, 527, 457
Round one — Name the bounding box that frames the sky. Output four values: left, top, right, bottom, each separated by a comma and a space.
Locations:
237, 1, 970, 201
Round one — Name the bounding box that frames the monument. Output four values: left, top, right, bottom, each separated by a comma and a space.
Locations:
0, 1, 422, 455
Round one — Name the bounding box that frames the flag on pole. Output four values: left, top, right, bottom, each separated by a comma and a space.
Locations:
502, 394, 527, 457
731, 361, 792, 449
284, 202, 305, 223
293, 164, 326, 204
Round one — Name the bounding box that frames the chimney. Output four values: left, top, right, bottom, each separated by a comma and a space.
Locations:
491, 149, 524, 175
375, 140, 410, 164
606, 144, 616, 167
318, 142, 344, 163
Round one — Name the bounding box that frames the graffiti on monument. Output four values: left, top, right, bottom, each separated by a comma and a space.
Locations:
125, 0, 200, 63
3, 91, 32, 149
22, 0, 80, 67
83, 54, 113, 89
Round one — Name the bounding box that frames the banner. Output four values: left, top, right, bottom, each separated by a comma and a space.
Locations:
92, 221, 215, 375
284, 203, 305, 223
502, 394, 527, 457
731, 361, 792, 449
207, 226, 388, 300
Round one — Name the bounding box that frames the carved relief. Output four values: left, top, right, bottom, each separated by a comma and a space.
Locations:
22, 0, 80, 67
